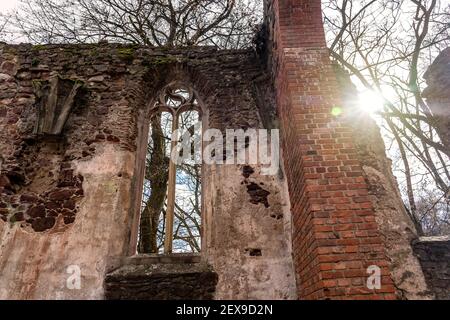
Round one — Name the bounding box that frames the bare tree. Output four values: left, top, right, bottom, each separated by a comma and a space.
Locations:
8, 0, 262, 48
0, 13, 9, 38
324, 0, 450, 235
139, 108, 202, 254
139, 115, 170, 253
171, 110, 202, 252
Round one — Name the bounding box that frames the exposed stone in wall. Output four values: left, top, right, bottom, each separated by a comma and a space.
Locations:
0, 42, 296, 299
0, 46, 85, 233
423, 48, 450, 153
105, 256, 218, 300
413, 236, 450, 300
0, 142, 135, 299
334, 65, 434, 300
246, 181, 271, 208
33, 75, 83, 136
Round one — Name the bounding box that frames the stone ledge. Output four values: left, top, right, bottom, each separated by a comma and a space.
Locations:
104, 260, 217, 300
124, 253, 202, 265
413, 236, 450, 300
417, 235, 450, 243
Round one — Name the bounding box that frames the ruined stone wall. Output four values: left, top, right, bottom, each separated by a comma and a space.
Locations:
413, 236, 450, 300
420, 48, 450, 300
0, 43, 296, 299
423, 48, 450, 152
1, 1, 441, 301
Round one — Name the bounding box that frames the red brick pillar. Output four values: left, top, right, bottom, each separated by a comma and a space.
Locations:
267, 0, 396, 299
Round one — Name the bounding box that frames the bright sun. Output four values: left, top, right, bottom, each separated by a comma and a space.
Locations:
357, 87, 398, 115
358, 90, 385, 115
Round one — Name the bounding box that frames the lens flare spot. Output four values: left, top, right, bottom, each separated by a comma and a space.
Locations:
331, 106, 343, 117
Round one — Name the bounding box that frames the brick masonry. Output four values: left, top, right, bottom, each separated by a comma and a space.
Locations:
265, 0, 397, 299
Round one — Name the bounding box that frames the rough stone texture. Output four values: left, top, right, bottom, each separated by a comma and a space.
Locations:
423, 48, 450, 152
0, 143, 135, 299
0, 43, 297, 299
0, 44, 85, 232
0, 0, 442, 301
413, 236, 450, 300
105, 257, 217, 300
33, 76, 84, 136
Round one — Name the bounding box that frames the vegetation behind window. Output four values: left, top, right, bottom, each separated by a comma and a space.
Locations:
138, 85, 202, 254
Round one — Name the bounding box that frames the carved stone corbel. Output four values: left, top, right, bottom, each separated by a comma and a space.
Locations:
33, 75, 83, 136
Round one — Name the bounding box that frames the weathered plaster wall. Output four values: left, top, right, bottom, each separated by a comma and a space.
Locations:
203, 162, 297, 299
0, 144, 135, 299
0, 43, 141, 299
0, 43, 296, 299
348, 116, 434, 300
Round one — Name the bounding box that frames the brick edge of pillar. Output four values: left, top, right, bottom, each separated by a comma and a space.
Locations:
266, 0, 397, 300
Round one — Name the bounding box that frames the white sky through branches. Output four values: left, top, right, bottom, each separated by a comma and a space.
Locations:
0, 0, 18, 13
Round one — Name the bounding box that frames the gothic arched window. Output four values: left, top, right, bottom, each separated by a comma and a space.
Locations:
138, 82, 203, 254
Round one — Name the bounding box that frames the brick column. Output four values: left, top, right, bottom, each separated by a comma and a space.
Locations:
266, 0, 396, 299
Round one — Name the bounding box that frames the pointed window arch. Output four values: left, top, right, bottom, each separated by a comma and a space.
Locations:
138, 82, 203, 254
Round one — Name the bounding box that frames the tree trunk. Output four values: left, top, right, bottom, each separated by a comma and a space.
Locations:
138, 116, 169, 253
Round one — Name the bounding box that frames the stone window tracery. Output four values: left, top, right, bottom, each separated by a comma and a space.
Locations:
137, 82, 202, 254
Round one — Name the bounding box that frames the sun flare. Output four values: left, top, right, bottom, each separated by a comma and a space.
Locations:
358, 90, 385, 115
357, 87, 397, 115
